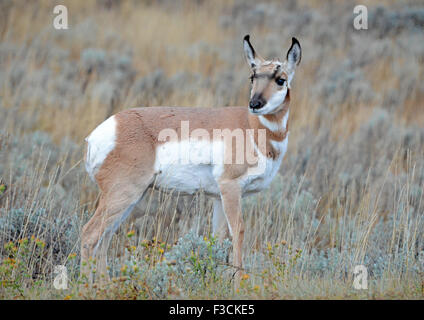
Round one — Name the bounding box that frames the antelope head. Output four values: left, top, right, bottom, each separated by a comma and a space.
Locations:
243, 35, 301, 115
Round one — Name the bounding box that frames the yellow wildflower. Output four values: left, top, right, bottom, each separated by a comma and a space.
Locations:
127, 230, 135, 238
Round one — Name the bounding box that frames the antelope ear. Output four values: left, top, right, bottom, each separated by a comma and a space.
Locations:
243, 35, 264, 69
286, 37, 301, 69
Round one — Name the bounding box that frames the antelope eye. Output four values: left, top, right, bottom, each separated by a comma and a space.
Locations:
276, 78, 286, 86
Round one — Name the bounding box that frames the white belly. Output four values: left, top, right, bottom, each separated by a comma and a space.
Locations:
153, 137, 288, 196
153, 140, 223, 196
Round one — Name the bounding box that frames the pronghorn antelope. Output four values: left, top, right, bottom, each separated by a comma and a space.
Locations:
82, 35, 301, 284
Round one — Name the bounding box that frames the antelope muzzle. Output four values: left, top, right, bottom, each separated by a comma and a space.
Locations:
249, 94, 266, 111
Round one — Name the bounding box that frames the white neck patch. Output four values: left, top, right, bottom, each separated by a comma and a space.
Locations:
258, 110, 289, 132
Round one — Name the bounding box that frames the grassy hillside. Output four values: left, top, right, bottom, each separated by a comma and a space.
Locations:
0, 0, 423, 299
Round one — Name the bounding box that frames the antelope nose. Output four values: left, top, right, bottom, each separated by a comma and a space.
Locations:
249, 99, 263, 109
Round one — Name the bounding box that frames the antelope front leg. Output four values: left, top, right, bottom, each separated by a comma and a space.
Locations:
218, 180, 245, 287
212, 199, 230, 243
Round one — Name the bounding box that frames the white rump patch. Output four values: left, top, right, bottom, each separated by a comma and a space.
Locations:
85, 115, 117, 181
